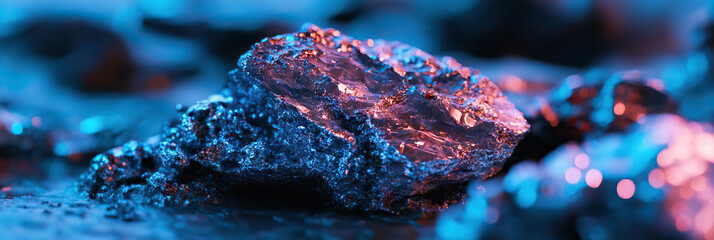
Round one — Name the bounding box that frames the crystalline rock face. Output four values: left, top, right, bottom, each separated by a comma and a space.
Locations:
78, 24, 529, 213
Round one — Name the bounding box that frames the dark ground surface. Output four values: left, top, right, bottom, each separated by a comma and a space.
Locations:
0, 155, 437, 240
0, 185, 436, 240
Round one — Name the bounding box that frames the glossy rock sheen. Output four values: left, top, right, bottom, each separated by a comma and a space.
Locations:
79, 24, 529, 213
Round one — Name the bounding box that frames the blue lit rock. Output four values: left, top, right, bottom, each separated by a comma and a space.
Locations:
78, 24, 529, 213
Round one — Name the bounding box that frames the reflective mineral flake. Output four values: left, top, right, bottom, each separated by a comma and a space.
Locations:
79, 24, 529, 213
238, 25, 528, 164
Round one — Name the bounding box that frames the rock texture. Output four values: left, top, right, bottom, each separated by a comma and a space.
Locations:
78, 24, 529, 213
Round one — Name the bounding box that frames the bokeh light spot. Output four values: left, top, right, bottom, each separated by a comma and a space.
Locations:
617, 179, 636, 199
694, 133, 714, 162
648, 168, 665, 189
80, 116, 104, 135
574, 153, 590, 169
565, 167, 582, 184
677, 215, 692, 232
657, 149, 674, 167
691, 176, 707, 192
585, 169, 602, 188
614, 102, 626, 115
10, 123, 23, 135
53, 142, 69, 156
31, 117, 42, 128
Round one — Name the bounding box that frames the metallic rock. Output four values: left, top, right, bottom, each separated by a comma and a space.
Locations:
78, 24, 529, 213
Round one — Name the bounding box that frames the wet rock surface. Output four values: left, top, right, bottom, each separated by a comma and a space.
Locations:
0, 191, 430, 240
78, 24, 529, 213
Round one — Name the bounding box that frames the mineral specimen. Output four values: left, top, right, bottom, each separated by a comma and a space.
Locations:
78, 24, 529, 213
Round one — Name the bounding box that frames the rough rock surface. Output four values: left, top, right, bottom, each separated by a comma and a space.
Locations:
78, 24, 529, 213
